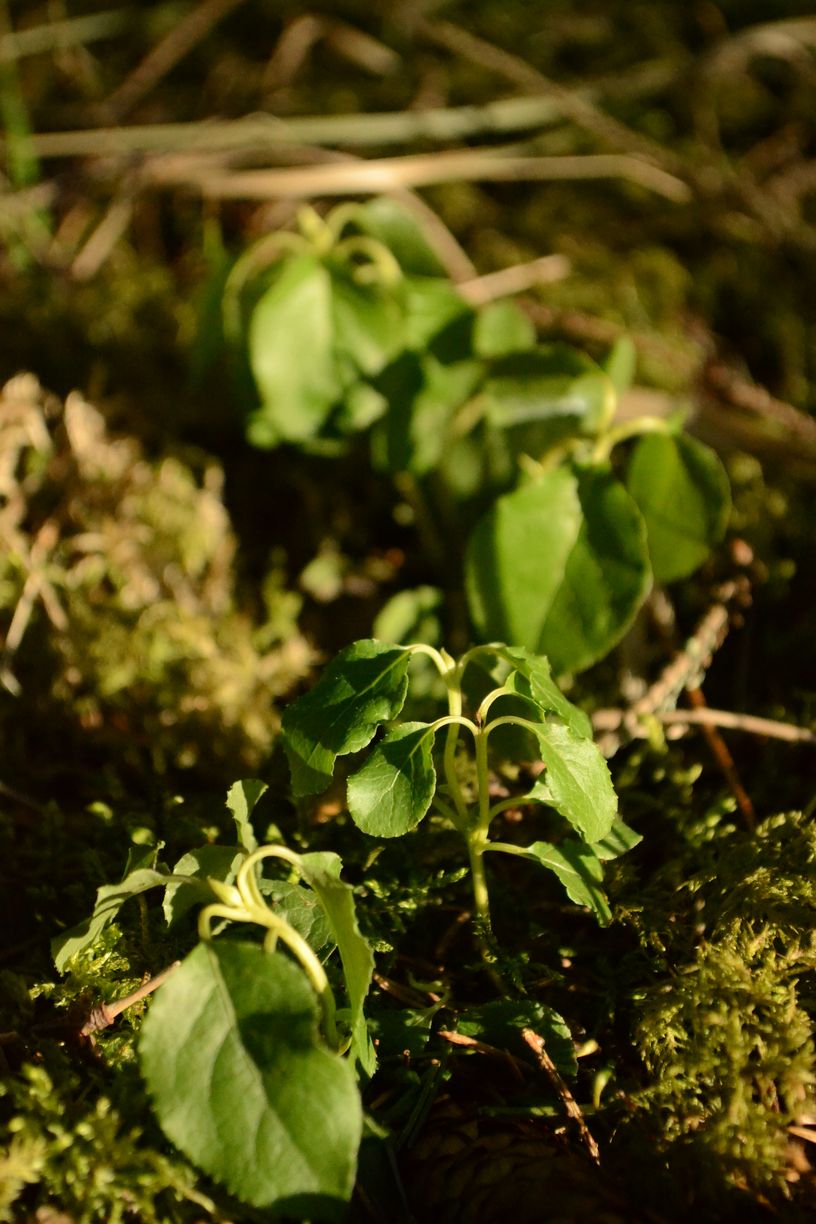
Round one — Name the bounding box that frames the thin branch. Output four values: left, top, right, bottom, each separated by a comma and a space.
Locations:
522, 1028, 600, 1164
103, 0, 250, 121
0, 9, 131, 61
14, 96, 572, 160
705, 362, 816, 450
457, 253, 571, 305
658, 706, 816, 745
154, 148, 691, 202
418, 17, 687, 178
80, 961, 180, 1036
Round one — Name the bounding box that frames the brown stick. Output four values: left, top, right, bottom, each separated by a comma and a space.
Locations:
104, 0, 249, 121
685, 686, 756, 830
522, 1028, 600, 1164
80, 961, 180, 1036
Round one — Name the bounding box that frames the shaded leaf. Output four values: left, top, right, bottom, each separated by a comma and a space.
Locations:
600, 335, 636, 396
591, 817, 642, 861
347, 722, 437, 838
140, 941, 360, 1216
502, 839, 612, 925
163, 845, 244, 927
226, 778, 267, 852
263, 880, 336, 957
457, 999, 577, 1077
282, 640, 412, 796
626, 432, 730, 583
298, 852, 376, 1076
483, 345, 614, 447
474, 301, 536, 358
248, 255, 337, 445
53, 866, 172, 972
354, 199, 446, 277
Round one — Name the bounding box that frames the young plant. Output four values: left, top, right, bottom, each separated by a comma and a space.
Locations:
52, 781, 374, 1220
224, 198, 730, 675
282, 639, 638, 941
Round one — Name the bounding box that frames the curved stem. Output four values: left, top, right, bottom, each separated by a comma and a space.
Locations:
592, 414, 673, 463
333, 234, 402, 286
206, 848, 342, 1049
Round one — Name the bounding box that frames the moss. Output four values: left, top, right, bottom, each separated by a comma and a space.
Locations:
622, 810, 816, 1210
0, 374, 313, 780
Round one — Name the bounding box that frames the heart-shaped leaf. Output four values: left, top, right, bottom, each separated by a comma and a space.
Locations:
140, 941, 361, 1216
626, 432, 730, 583
465, 465, 651, 674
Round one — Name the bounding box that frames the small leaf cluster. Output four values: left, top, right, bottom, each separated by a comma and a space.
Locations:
227, 200, 730, 674
282, 638, 638, 928
53, 782, 372, 1217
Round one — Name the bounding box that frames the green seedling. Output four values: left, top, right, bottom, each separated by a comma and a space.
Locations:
282, 638, 639, 941
223, 198, 730, 674
53, 781, 374, 1219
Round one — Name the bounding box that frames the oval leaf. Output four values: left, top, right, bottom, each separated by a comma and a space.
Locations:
465, 467, 582, 653
626, 432, 730, 583
140, 941, 361, 1214
282, 640, 411, 796
347, 722, 437, 838
467, 465, 651, 673
528, 720, 617, 843
248, 255, 337, 445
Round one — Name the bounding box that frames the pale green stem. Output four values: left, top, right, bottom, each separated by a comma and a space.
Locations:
592, 414, 672, 463
204, 847, 342, 1049
333, 234, 402, 286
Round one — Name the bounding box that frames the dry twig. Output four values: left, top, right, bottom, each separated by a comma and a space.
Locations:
522, 1028, 600, 1164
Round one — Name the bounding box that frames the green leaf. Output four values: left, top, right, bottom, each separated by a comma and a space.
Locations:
483, 345, 614, 448
591, 817, 642, 861
53, 866, 172, 972
600, 335, 636, 396
465, 466, 581, 654
375, 352, 482, 475
283, 640, 412, 796
401, 276, 472, 349
248, 255, 337, 445
626, 432, 730, 583
226, 778, 267, 852
493, 646, 592, 738
474, 300, 537, 358
354, 198, 446, 277
466, 465, 651, 674
298, 853, 376, 1075
140, 941, 361, 1216
330, 268, 404, 378
373, 585, 444, 647
263, 880, 336, 957
526, 720, 617, 844
456, 999, 577, 1077
347, 723, 437, 838
163, 845, 245, 927
502, 840, 612, 925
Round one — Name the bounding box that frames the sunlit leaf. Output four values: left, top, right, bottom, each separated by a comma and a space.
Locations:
140, 941, 361, 1216
282, 640, 412, 796
347, 722, 437, 838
